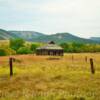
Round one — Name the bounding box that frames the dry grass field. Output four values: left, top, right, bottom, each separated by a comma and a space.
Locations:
0, 53, 100, 100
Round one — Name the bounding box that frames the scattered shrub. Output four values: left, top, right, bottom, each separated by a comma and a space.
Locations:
10, 38, 25, 51
30, 43, 40, 53
0, 48, 7, 56
17, 47, 32, 54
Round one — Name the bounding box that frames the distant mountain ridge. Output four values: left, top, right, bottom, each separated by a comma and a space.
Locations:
0, 29, 14, 39
90, 37, 100, 42
34, 33, 97, 43
9, 31, 44, 41
0, 29, 99, 44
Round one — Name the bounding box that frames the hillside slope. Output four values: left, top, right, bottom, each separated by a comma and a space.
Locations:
9, 31, 44, 41
0, 29, 99, 44
90, 37, 100, 42
0, 29, 14, 39
33, 33, 98, 44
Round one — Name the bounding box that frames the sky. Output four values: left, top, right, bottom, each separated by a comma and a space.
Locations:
0, 0, 100, 38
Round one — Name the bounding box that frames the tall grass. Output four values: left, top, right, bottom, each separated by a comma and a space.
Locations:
0, 53, 100, 100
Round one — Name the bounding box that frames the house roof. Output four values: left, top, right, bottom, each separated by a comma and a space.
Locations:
36, 41, 63, 50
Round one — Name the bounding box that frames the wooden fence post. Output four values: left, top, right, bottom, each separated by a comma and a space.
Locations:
9, 57, 13, 76
90, 58, 95, 74
72, 55, 74, 62
85, 56, 87, 62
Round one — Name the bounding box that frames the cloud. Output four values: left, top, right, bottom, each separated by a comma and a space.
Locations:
0, 0, 100, 38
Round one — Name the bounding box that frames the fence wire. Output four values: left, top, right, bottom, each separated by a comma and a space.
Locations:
0, 55, 100, 76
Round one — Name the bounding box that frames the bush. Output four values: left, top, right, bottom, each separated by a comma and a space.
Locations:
6, 48, 16, 55
10, 38, 25, 51
17, 47, 32, 54
30, 44, 39, 53
60, 42, 100, 53
0, 48, 16, 56
0, 48, 7, 56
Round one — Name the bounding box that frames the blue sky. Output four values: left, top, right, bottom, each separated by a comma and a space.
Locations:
0, 0, 100, 38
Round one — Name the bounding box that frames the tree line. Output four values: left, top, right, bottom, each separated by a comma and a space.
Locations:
0, 39, 41, 56
60, 42, 100, 53
0, 39, 100, 56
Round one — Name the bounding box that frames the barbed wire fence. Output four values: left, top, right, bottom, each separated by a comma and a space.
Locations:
0, 54, 99, 77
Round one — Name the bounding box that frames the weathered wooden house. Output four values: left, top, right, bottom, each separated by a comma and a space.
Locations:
36, 41, 63, 56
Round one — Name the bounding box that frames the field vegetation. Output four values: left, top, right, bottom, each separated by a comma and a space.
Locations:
0, 53, 100, 100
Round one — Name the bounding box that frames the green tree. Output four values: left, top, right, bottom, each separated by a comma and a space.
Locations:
30, 43, 39, 53
0, 48, 7, 56
71, 42, 85, 52
60, 42, 88, 53
10, 39, 25, 51
60, 43, 69, 52
17, 47, 32, 54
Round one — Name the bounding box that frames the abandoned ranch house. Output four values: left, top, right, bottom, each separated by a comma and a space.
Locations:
36, 41, 63, 56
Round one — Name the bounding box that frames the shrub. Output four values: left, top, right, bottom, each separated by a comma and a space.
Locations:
30, 44, 39, 53
17, 47, 32, 54
10, 38, 25, 51
0, 48, 16, 56
0, 48, 7, 56
6, 48, 16, 55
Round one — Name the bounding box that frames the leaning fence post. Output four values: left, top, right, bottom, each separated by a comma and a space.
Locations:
90, 58, 95, 74
9, 57, 13, 76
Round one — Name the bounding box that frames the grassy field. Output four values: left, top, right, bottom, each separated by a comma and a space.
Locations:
0, 53, 100, 100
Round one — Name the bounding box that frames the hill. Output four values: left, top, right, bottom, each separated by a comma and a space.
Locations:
35, 33, 97, 44
0, 29, 99, 44
9, 31, 44, 41
90, 37, 100, 42
0, 29, 44, 41
0, 29, 14, 39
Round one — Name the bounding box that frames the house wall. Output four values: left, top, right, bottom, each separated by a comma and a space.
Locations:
36, 49, 63, 56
